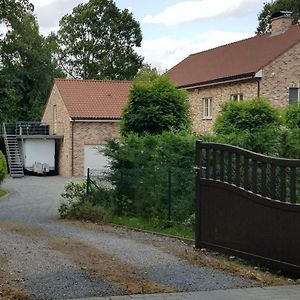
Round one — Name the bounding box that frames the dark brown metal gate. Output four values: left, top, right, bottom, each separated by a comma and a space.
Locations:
195, 141, 300, 274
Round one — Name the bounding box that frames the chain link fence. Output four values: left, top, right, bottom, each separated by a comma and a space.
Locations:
86, 166, 195, 225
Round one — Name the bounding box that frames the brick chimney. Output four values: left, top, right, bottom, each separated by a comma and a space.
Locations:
271, 11, 293, 35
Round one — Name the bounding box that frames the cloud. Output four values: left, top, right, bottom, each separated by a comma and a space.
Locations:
31, 0, 57, 8
136, 30, 253, 71
33, 0, 89, 35
141, 0, 261, 26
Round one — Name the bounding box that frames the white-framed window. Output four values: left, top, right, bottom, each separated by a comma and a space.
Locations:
289, 88, 300, 105
202, 98, 212, 119
230, 94, 243, 102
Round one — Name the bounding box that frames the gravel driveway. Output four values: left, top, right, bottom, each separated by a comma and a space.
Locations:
0, 176, 256, 300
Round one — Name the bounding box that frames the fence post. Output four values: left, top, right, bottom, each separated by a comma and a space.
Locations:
195, 140, 202, 249
86, 168, 90, 195
168, 167, 172, 223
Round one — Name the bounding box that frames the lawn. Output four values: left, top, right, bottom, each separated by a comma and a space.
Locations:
106, 215, 194, 240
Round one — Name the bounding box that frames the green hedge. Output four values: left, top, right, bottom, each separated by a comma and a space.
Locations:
105, 131, 197, 223
211, 98, 281, 155
284, 105, 300, 129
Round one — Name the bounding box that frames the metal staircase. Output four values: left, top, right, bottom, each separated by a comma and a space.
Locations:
2, 124, 24, 178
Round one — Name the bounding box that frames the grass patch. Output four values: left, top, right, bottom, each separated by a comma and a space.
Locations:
106, 215, 194, 240
0, 187, 7, 198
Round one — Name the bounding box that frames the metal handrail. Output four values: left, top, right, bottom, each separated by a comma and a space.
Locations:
2, 122, 64, 136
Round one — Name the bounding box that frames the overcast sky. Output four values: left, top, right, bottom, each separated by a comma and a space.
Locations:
29, 0, 265, 71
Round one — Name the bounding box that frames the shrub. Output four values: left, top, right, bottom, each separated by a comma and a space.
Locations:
59, 200, 106, 222
59, 181, 106, 222
122, 76, 191, 135
278, 128, 300, 158
284, 105, 300, 129
87, 185, 115, 208
0, 151, 7, 184
105, 131, 197, 222
61, 181, 86, 202
214, 98, 281, 154
215, 98, 280, 134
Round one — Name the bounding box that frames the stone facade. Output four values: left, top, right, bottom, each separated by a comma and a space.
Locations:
42, 83, 121, 177
260, 42, 300, 107
187, 80, 259, 133
188, 40, 300, 134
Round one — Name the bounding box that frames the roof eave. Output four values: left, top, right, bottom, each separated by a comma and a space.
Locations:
70, 117, 121, 122
178, 72, 258, 90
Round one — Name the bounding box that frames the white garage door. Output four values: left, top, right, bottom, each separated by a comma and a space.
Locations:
84, 145, 110, 176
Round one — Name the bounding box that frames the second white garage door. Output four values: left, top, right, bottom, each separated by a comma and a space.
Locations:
83, 145, 110, 176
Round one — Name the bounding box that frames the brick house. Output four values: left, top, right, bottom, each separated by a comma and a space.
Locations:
168, 11, 300, 133
42, 79, 132, 177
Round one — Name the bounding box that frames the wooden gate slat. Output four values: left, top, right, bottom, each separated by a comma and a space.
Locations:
252, 160, 257, 194
206, 148, 210, 179
280, 166, 286, 202
290, 167, 296, 204
195, 141, 300, 275
228, 151, 232, 184
235, 154, 240, 187
270, 164, 276, 199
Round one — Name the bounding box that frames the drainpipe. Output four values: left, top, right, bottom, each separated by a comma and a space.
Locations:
257, 80, 261, 98
254, 70, 263, 99
71, 119, 74, 177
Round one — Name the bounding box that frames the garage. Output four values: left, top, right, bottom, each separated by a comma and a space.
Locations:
83, 145, 110, 176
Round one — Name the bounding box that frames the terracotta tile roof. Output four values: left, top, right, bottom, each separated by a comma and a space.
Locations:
54, 79, 132, 119
168, 25, 300, 88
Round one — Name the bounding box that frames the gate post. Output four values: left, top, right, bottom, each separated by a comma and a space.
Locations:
86, 168, 90, 195
195, 140, 202, 249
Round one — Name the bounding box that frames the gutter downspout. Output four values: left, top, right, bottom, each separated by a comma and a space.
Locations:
255, 69, 263, 99
71, 119, 74, 177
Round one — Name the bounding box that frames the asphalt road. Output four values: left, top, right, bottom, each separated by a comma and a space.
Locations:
0, 176, 256, 300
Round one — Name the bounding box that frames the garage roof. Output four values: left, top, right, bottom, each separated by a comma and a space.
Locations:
54, 79, 132, 120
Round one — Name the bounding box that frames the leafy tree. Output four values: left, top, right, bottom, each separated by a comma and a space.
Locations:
134, 64, 159, 82
56, 0, 143, 80
214, 98, 281, 154
0, 13, 64, 122
256, 0, 300, 34
0, 0, 33, 26
122, 76, 191, 135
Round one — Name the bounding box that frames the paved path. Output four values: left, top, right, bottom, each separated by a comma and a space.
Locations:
67, 285, 300, 300
0, 176, 296, 299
